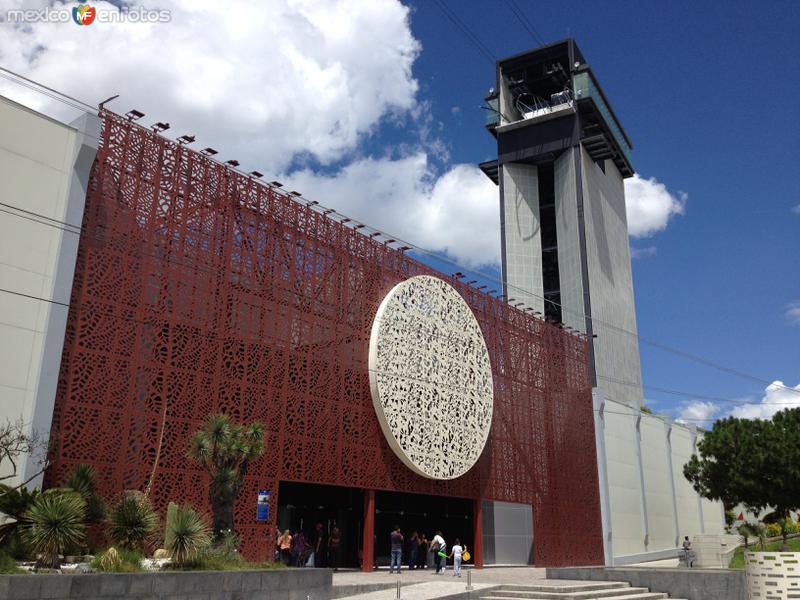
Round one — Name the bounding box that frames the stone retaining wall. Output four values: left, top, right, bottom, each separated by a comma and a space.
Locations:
0, 568, 331, 600
546, 566, 745, 600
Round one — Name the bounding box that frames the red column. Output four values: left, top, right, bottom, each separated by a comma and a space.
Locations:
473, 498, 484, 569
362, 489, 375, 572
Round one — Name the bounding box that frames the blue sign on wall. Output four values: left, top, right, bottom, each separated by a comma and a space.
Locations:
257, 490, 270, 522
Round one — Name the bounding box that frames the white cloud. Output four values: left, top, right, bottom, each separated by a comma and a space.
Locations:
786, 302, 800, 325
283, 155, 500, 267
791, 204, 800, 215
677, 400, 719, 424
0, 0, 420, 174
730, 381, 800, 420
624, 174, 686, 238
631, 246, 657, 259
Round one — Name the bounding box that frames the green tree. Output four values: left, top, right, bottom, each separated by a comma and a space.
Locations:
188, 414, 264, 542
684, 407, 800, 550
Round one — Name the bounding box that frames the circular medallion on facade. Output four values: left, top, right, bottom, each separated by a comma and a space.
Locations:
368, 275, 494, 480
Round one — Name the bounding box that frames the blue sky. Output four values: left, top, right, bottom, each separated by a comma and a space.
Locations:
1, 0, 797, 422
401, 0, 800, 419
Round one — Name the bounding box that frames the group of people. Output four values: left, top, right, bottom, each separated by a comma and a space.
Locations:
389, 526, 466, 577
276, 523, 342, 570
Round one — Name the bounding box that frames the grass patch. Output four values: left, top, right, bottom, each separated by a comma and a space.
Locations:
729, 536, 800, 569
0, 550, 24, 574
91, 548, 145, 572
179, 552, 287, 571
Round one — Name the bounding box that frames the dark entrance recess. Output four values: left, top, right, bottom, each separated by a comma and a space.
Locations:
277, 482, 363, 568
374, 490, 473, 567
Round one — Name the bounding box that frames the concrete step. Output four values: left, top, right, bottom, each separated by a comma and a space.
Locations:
493, 582, 630, 593
481, 590, 669, 600
484, 587, 653, 599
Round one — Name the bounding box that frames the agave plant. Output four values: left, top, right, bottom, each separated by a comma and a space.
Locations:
164, 502, 211, 567
22, 490, 87, 568
108, 491, 159, 551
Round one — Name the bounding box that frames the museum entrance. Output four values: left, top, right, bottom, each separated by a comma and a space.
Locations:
373, 490, 474, 567
277, 481, 363, 568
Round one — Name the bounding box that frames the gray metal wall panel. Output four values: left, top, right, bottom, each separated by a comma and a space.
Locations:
481, 500, 534, 565
554, 150, 584, 332
580, 149, 643, 406
500, 163, 544, 313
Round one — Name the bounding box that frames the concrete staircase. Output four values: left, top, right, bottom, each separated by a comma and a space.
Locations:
479, 581, 688, 600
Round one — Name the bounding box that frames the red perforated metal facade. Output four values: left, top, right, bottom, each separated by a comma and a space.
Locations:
46, 110, 603, 566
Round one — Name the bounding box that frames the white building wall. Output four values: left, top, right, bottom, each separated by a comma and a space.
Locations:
580, 148, 643, 407
640, 413, 677, 551
0, 96, 98, 488
500, 163, 544, 313
595, 394, 725, 564
603, 402, 644, 557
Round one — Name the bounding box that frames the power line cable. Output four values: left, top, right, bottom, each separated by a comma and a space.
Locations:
430, 0, 496, 65
0, 286, 731, 423
1, 69, 796, 399
503, 0, 547, 47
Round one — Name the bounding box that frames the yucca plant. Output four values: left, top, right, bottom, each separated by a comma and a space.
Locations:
164, 502, 211, 567
22, 490, 86, 568
108, 491, 159, 551
188, 413, 264, 543
0, 484, 39, 558
64, 464, 105, 523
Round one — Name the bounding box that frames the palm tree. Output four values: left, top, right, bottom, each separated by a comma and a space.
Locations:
188, 414, 264, 542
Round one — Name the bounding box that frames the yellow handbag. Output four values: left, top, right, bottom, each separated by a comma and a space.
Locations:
462, 545, 471, 561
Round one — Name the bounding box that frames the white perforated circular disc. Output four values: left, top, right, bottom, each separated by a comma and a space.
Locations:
368, 275, 494, 480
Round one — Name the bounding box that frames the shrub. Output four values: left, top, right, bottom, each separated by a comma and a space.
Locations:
108, 491, 159, 551
164, 503, 211, 567
22, 490, 86, 568
92, 546, 144, 572
0, 549, 23, 574
766, 522, 782, 538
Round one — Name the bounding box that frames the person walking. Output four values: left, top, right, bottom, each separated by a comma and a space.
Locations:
329, 526, 342, 571
291, 529, 305, 567
430, 530, 446, 574
313, 523, 327, 568
416, 533, 428, 569
277, 529, 292, 565
408, 531, 419, 569
448, 538, 463, 577
389, 525, 403, 574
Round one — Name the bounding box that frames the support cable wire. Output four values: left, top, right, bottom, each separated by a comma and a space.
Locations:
503, 0, 547, 47
430, 0, 496, 65
0, 278, 797, 412
3, 195, 796, 401
0, 286, 728, 423
0, 70, 796, 398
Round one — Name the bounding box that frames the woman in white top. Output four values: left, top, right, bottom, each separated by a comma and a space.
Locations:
430, 531, 446, 574
448, 538, 463, 577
